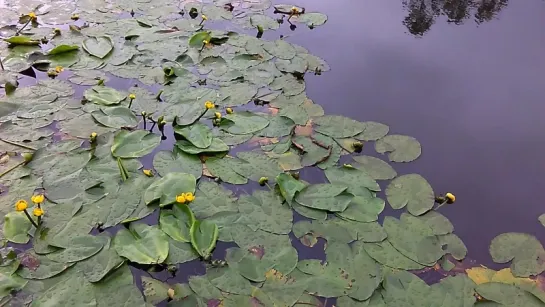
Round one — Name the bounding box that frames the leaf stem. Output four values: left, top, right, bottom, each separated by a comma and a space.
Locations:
0, 138, 36, 151
23, 209, 39, 228
0, 160, 25, 179
0, 57, 4, 71
15, 19, 31, 36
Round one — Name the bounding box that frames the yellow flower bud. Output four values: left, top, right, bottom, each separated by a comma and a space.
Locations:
226, 108, 233, 114
129, 93, 136, 100
214, 112, 222, 119
176, 194, 186, 204
55, 66, 63, 73
202, 15, 208, 21
71, 14, 79, 20
47, 70, 58, 78
33, 207, 44, 217
203, 39, 209, 45
22, 152, 33, 163
445, 193, 456, 204
143, 169, 153, 177
15, 200, 28, 212
31, 194, 44, 204
258, 177, 269, 186
185, 192, 195, 202
205, 101, 215, 109
28, 12, 37, 20
54, 28, 61, 34
291, 6, 299, 13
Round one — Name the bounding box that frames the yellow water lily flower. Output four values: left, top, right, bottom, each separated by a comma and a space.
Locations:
15, 200, 28, 212
28, 12, 37, 20
291, 6, 299, 13
203, 39, 209, 45
31, 194, 44, 204
47, 70, 58, 78
226, 108, 233, 114
129, 93, 136, 100
33, 207, 44, 217
201, 15, 208, 21
54, 28, 61, 34
71, 14, 79, 20
143, 169, 153, 177
185, 192, 195, 202
258, 177, 269, 186
205, 101, 215, 109
55, 66, 63, 73
445, 192, 456, 204
90, 132, 97, 138
214, 112, 222, 119
176, 194, 187, 204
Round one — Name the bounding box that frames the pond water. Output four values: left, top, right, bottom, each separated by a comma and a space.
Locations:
2, 0, 545, 306
289, 0, 545, 267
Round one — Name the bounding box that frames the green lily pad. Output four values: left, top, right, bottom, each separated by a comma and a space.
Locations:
292, 12, 328, 27
84, 86, 125, 106
296, 259, 352, 297
375, 134, 422, 162
166, 238, 200, 264
153, 149, 202, 179
236, 190, 293, 234
276, 173, 307, 205
352, 155, 397, 180
221, 111, 270, 135
325, 165, 381, 193
160, 204, 195, 242
176, 137, 229, 154
82, 36, 114, 58
190, 220, 219, 259
189, 275, 223, 300
189, 31, 212, 48
111, 130, 161, 158
354, 121, 389, 141
91, 106, 138, 128
113, 223, 169, 264
385, 174, 435, 216
235, 151, 283, 182
295, 184, 353, 212
363, 240, 425, 270
205, 156, 248, 185
144, 172, 197, 207
292, 220, 353, 247
3, 211, 32, 244
17, 250, 74, 280
475, 282, 544, 306
489, 232, 545, 277
46, 235, 107, 263
314, 115, 366, 138
174, 122, 213, 149
79, 235, 124, 283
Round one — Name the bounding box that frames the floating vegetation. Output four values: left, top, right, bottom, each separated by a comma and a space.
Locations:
0, 0, 543, 306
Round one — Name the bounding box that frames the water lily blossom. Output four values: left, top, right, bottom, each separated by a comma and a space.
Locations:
129, 93, 136, 100
71, 14, 79, 20
33, 207, 44, 217
203, 39, 209, 45
202, 15, 208, 21
205, 101, 215, 109
258, 177, 269, 186
226, 107, 233, 114
214, 112, 222, 119
31, 194, 44, 204
185, 192, 195, 202
55, 66, 63, 73
143, 169, 153, 177
176, 194, 187, 204
90, 132, 98, 143
28, 12, 37, 20
445, 192, 456, 204
15, 200, 28, 212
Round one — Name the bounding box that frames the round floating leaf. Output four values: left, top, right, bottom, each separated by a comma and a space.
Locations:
17, 251, 74, 280
292, 220, 353, 246
46, 235, 106, 263
475, 282, 544, 306
263, 39, 296, 60
142, 276, 171, 305
3, 211, 32, 244
314, 115, 366, 138
111, 130, 161, 158
276, 173, 306, 205
79, 235, 124, 283
166, 238, 200, 264
93, 264, 146, 306
292, 12, 328, 27
160, 204, 195, 242
91, 106, 138, 128
33, 268, 96, 306
144, 172, 197, 207
83, 36, 114, 58
386, 174, 434, 216
218, 83, 258, 107
207, 266, 252, 295
47, 44, 79, 55
363, 241, 425, 270
176, 137, 229, 154
250, 15, 279, 30
189, 275, 223, 300
84, 86, 124, 106
189, 31, 212, 48
352, 155, 397, 180
354, 121, 389, 141
296, 260, 352, 297
337, 191, 385, 222
205, 156, 248, 185
113, 223, 169, 264
190, 220, 219, 258
295, 184, 353, 212
236, 190, 293, 234
173, 122, 213, 149
221, 111, 270, 135
375, 134, 422, 162
258, 116, 295, 138
489, 233, 545, 277
439, 233, 467, 261
325, 165, 381, 193
153, 150, 202, 179
235, 152, 283, 182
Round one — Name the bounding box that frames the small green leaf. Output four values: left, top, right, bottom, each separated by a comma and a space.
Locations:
189, 31, 212, 48
190, 220, 219, 258
48, 44, 79, 55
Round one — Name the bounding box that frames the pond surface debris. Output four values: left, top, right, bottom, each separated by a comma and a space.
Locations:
0, 0, 544, 306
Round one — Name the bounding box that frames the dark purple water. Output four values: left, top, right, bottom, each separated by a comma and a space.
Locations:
282, 0, 545, 268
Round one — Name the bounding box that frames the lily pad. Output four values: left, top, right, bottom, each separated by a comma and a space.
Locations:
386, 174, 435, 216
295, 184, 353, 212
221, 111, 270, 135
352, 155, 397, 180
152, 149, 202, 179
489, 233, 545, 277
111, 130, 161, 158
83, 36, 114, 59
144, 172, 197, 207
314, 115, 366, 138
375, 134, 422, 162
160, 204, 195, 242
84, 86, 124, 106
91, 106, 138, 128
174, 122, 213, 149
113, 223, 169, 264
190, 220, 219, 258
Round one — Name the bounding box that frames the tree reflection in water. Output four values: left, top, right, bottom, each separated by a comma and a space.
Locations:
402, 0, 509, 35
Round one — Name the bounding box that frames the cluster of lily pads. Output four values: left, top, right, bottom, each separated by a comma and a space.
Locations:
1, 0, 545, 306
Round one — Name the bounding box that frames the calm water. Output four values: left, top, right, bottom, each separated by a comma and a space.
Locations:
279, 0, 545, 268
